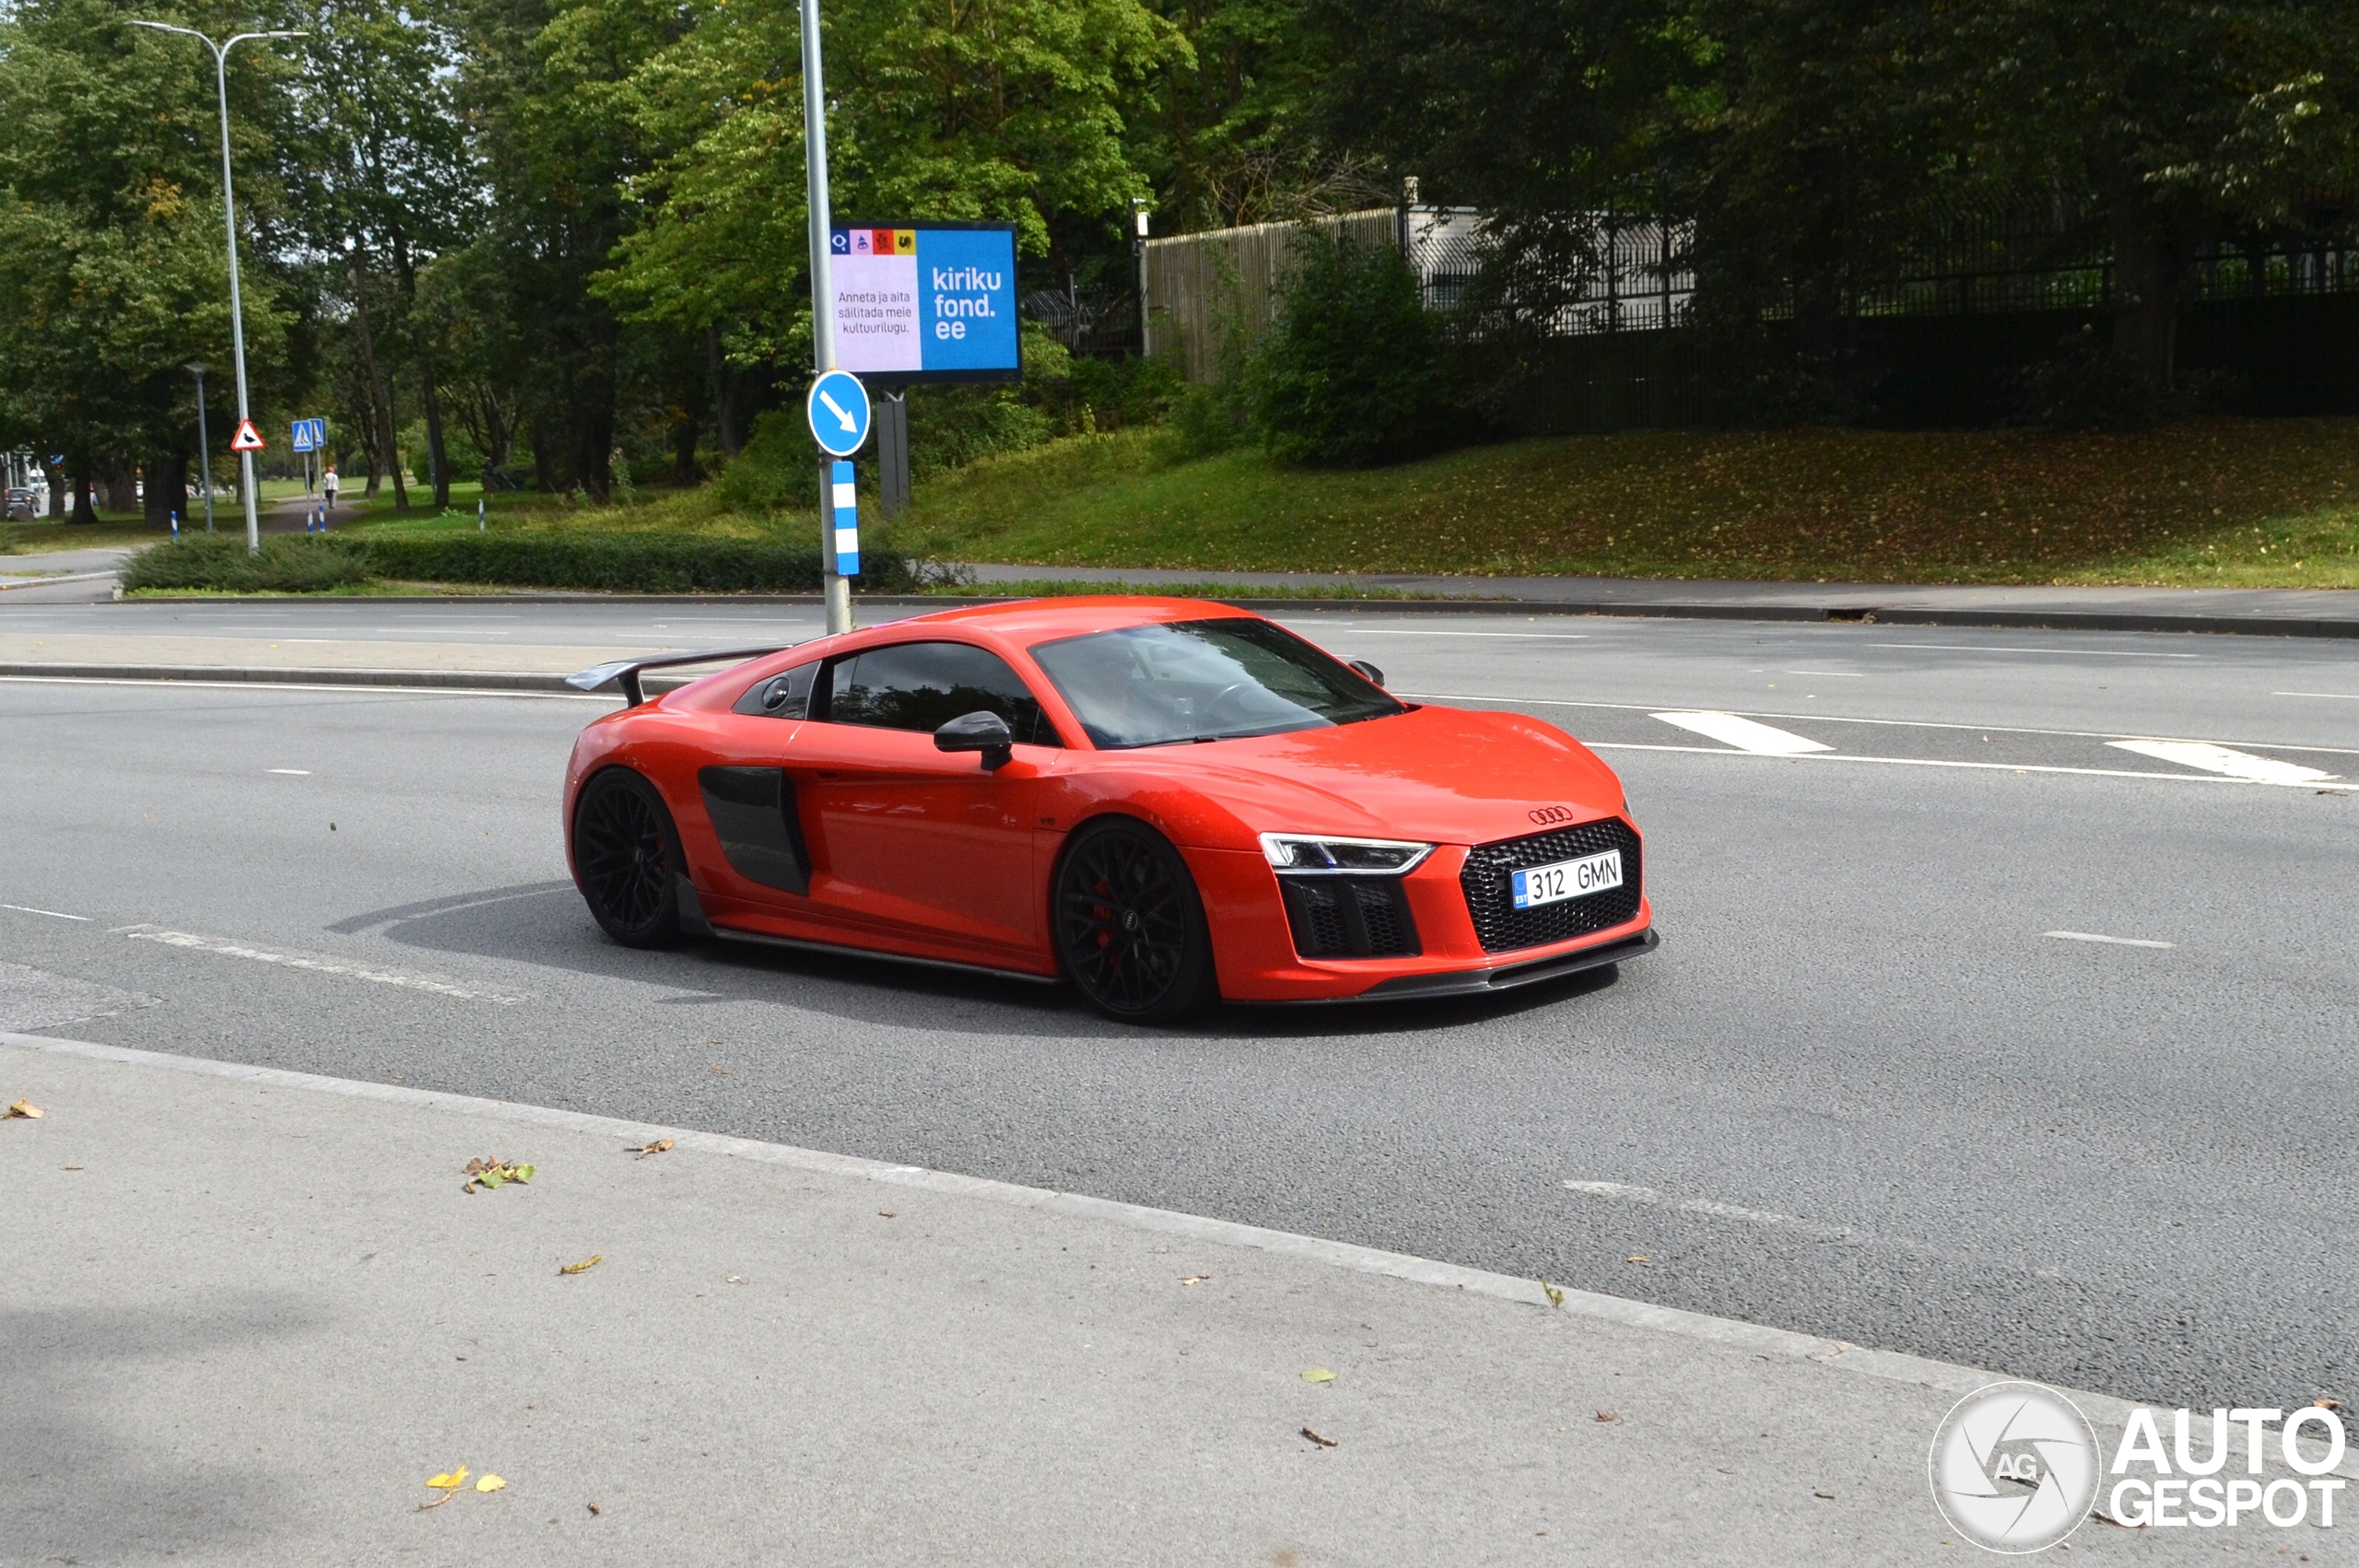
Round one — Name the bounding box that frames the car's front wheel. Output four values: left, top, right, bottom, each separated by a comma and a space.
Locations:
1053, 817, 1217, 1025
572, 766, 685, 948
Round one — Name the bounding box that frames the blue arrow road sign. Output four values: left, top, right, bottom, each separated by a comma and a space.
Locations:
805, 369, 871, 458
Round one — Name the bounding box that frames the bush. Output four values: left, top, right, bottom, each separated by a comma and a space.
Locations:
713, 407, 825, 513
123, 533, 375, 592
1248, 236, 1464, 467
124, 528, 915, 594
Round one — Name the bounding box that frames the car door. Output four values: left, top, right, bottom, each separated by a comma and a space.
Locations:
787, 639, 1061, 958
685, 660, 822, 913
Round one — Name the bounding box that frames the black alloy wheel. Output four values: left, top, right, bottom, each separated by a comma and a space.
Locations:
1054, 818, 1217, 1024
572, 767, 685, 948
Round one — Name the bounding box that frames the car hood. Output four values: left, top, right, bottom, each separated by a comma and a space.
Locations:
1095, 703, 1628, 849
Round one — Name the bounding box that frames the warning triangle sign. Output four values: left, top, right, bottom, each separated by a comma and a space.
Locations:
230, 417, 264, 452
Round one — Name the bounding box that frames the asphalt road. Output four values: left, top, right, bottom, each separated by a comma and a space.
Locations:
3, 600, 2354, 1421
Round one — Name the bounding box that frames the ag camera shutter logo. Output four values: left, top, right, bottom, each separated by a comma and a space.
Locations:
1929, 1382, 2099, 1552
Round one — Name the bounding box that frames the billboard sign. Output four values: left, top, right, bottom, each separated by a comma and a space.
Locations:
827, 222, 1020, 383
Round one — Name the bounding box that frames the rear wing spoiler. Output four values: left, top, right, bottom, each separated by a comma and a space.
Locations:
566, 645, 797, 708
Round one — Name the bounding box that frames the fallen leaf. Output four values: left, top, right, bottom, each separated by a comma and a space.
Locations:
1180, 1275, 1212, 1286
1541, 1281, 1565, 1308
464, 1158, 534, 1194
559, 1254, 603, 1276
707, 1066, 731, 1076
1595, 1410, 1621, 1423
419, 1465, 469, 1508
1300, 1368, 1335, 1384
877, 1211, 896, 1219
1300, 1427, 1338, 1448
2317, 1398, 2343, 1410
587, 1501, 602, 1515
1814, 1491, 1836, 1501
475, 1475, 506, 1492
630, 1139, 674, 1160
3, 1098, 42, 1119
725, 1274, 745, 1284
1625, 1255, 1652, 1265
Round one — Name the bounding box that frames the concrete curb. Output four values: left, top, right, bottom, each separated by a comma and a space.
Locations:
0, 661, 583, 693
88, 587, 2359, 636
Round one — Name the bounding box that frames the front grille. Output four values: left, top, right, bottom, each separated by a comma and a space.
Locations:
1460, 818, 1643, 954
1278, 874, 1421, 958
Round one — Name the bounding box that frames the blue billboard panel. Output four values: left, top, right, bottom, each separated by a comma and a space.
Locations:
827, 223, 1020, 383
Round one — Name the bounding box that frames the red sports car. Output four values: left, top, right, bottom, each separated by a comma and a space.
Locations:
563, 598, 1654, 1024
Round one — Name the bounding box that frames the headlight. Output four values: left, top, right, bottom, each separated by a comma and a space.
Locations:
1259, 833, 1434, 874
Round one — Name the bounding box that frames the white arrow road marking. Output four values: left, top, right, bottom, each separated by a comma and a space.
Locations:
2045, 930, 2174, 948
2105, 739, 2337, 785
818, 390, 858, 432
1649, 710, 1832, 755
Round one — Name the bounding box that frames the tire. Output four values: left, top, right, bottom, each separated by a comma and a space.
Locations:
572, 767, 686, 948
1053, 817, 1218, 1025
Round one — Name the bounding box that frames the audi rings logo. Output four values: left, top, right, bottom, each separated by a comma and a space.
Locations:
1930, 1382, 2099, 1553
1528, 804, 1576, 825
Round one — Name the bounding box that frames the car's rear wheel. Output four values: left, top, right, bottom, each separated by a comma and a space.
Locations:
1054, 818, 1216, 1025
572, 767, 684, 948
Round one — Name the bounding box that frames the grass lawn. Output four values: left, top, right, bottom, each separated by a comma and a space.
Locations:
886, 418, 2359, 588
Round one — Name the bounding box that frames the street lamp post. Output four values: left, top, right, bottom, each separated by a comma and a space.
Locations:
185, 361, 214, 532
131, 19, 305, 556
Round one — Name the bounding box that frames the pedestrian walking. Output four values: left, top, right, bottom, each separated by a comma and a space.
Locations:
322, 465, 339, 510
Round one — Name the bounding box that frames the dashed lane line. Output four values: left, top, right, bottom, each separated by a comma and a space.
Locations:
1585, 742, 2312, 787
1649, 710, 1833, 755
2, 904, 92, 921
2045, 931, 2175, 949
114, 925, 527, 1003
2106, 739, 2339, 786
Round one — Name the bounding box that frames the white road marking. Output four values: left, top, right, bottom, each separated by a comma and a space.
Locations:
2273, 691, 2359, 701
1285, 625, 1590, 640
1783, 669, 1866, 677
115, 926, 525, 1003
1560, 1180, 1867, 1245
1587, 742, 2294, 786
1400, 692, 2359, 757
2105, 739, 2337, 785
267, 768, 312, 776
1650, 710, 1832, 755
2, 904, 91, 921
1867, 642, 2200, 658
2044, 930, 2174, 949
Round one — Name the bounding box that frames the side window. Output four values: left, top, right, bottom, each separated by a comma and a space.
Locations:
823, 641, 1059, 745
732, 661, 818, 719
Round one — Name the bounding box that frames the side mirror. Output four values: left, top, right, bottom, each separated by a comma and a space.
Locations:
934, 708, 1014, 767
1346, 659, 1386, 687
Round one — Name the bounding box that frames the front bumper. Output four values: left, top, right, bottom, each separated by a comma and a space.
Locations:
1349, 927, 1657, 1000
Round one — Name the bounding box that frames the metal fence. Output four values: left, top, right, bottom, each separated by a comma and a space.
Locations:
1024, 286, 1140, 359
1121, 197, 2358, 382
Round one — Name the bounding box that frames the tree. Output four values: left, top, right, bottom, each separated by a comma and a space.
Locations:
0, 0, 302, 522
1907, 0, 2359, 390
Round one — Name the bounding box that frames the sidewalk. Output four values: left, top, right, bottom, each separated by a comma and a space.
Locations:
2, 1031, 2327, 1566
953, 563, 2359, 638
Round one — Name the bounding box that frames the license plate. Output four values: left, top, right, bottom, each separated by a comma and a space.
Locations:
1510, 849, 1623, 910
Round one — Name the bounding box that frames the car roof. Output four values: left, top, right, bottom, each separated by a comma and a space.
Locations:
892, 595, 1257, 646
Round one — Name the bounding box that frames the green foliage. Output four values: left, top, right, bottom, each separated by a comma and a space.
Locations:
1246, 236, 1461, 466
123, 527, 917, 593
123, 535, 378, 593
712, 409, 824, 514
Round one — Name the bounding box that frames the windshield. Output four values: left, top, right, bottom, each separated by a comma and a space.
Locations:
1028, 617, 1405, 749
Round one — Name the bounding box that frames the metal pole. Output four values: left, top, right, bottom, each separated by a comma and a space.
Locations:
188, 364, 215, 532
877, 392, 910, 519
799, 0, 851, 635
133, 22, 304, 555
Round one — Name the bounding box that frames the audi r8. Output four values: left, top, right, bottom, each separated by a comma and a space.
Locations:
563, 598, 1654, 1024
